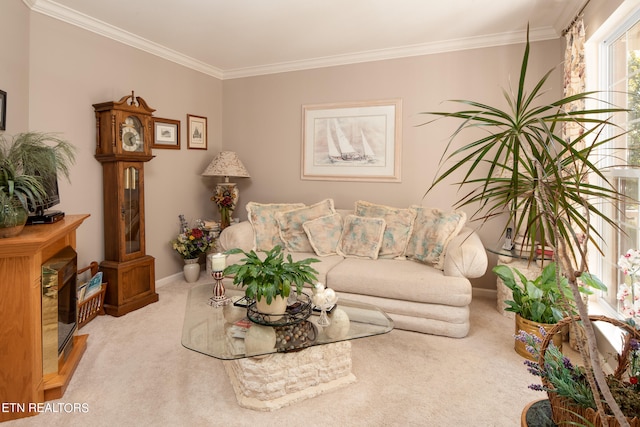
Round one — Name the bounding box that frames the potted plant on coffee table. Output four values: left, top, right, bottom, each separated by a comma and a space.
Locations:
0, 132, 75, 238
223, 245, 319, 320
420, 27, 633, 425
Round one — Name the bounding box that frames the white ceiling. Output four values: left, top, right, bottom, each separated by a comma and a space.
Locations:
24, 0, 586, 79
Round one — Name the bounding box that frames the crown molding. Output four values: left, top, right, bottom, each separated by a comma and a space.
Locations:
24, 0, 561, 81
24, 0, 224, 79
222, 27, 560, 79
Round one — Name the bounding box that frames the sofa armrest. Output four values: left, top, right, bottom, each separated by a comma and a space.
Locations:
218, 221, 254, 252
443, 227, 487, 278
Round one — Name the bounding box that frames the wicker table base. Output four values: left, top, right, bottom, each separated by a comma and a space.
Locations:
223, 341, 356, 411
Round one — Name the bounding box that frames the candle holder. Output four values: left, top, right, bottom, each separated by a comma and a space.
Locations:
208, 253, 231, 307
208, 270, 231, 307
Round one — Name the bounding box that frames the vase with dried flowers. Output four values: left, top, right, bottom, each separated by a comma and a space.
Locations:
171, 215, 216, 282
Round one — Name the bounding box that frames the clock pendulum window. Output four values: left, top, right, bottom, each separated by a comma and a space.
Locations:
93, 92, 158, 316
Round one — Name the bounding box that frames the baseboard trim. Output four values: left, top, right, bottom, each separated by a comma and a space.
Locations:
156, 272, 184, 288
472, 287, 496, 299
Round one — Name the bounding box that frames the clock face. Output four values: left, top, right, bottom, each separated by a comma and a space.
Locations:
122, 116, 144, 152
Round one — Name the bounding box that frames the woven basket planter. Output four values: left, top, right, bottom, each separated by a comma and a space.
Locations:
539, 315, 640, 427
515, 314, 563, 361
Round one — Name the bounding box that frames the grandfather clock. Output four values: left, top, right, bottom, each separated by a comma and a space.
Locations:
93, 92, 158, 316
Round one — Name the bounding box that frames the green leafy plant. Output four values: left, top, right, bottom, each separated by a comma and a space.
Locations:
494, 263, 573, 324
0, 132, 75, 221
495, 263, 607, 324
223, 245, 319, 304
420, 27, 630, 423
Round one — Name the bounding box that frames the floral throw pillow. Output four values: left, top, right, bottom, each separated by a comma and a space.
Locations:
355, 200, 417, 258
406, 206, 467, 269
276, 199, 336, 252
246, 202, 305, 251
302, 213, 344, 256
337, 215, 386, 260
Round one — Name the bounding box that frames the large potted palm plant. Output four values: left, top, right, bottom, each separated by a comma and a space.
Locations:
421, 28, 634, 425
0, 132, 75, 237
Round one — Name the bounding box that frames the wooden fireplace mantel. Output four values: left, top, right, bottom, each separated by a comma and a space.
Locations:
0, 214, 89, 422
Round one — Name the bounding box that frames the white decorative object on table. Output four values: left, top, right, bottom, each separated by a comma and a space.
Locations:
210, 252, 226, 271
324, 308, 350, 339
312, 283, 338, 327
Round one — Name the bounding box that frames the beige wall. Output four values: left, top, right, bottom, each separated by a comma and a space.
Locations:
0, 0, 29, 133
222, 39, 564, 289
0, 3, 224, 279
3, 0, 625, 288
583, 0, 625, 40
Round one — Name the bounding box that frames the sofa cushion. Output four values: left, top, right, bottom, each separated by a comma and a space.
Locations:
246, 202, 305, 251
406, 207, 467, 270
336, 215, 385, 260
354, 200, 416, 259
276, 199, 335, 252
302, 213, 343, 256
326, 258, 472, 307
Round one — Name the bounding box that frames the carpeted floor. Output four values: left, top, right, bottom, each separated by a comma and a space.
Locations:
6, 274, 544, 427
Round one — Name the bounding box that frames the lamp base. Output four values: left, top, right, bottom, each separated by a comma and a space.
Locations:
214, 182, 238, 229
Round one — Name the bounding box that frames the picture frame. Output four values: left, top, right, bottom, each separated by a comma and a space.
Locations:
301, 99, 402, 182
152, 117, 180, 149
0, 90, 6, 131
187, 114, 207, 150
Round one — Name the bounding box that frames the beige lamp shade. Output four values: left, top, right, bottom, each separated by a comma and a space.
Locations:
202, 151, 250, 181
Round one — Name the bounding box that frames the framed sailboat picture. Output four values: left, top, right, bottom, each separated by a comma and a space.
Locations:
301, 99, 402, 182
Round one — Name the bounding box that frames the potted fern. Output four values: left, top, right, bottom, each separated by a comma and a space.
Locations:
223, 245, 319, 319
421, 27, 631, 424
0, 132, 75, 237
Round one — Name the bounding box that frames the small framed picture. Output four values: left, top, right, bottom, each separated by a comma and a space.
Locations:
187, 114, 207, 150
152, 118, 180, 149
0, 90, 6, 131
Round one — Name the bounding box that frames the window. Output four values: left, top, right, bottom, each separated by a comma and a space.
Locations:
593, 10, 640, 316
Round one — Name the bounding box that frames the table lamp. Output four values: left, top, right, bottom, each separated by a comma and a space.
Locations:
202, 151, 250, 229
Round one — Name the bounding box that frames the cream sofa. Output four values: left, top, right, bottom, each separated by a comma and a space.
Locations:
219, 200, 488, 338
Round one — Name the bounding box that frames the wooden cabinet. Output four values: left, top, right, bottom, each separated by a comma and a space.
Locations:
0, 215, 89, 422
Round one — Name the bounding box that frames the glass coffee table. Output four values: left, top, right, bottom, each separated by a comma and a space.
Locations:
181, 283, 394, 410
182, 284, 393, 359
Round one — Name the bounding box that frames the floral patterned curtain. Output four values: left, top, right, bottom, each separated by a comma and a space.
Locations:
563, 18, 586, 148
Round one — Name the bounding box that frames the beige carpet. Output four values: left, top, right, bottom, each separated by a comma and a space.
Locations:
6, 274, 543, 427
